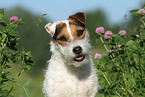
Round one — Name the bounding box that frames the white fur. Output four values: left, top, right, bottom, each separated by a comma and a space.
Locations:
43, 22, 98, 97
62, 20, 74, 40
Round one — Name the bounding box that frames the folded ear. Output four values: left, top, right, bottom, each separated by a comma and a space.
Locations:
45, 23, 54, 37
69, 12, 86, 25
45, 21, 61, 37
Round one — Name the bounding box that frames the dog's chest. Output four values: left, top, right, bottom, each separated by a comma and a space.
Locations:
45, 61, 94, 96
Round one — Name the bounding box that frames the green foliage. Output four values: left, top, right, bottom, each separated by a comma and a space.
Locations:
130, 5, 145, 17
0, 9, 34, 97
23, 78, 32, 97
95, 5, 145, 97
130, 9, 140, 16
5, 7, 51, 74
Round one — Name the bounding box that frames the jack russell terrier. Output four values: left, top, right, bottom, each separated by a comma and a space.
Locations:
43, 12, 98, 97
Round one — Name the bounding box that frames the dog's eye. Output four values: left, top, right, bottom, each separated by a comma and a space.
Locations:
58, 36, 67, 41
77, 30, 84, 37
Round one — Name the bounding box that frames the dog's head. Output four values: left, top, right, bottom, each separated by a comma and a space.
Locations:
45, 12, 90, 67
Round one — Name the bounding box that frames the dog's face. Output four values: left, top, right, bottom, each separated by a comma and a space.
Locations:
45, 12, 90, 67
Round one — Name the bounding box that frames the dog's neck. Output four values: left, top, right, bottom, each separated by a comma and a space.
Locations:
66, 61, 92, 80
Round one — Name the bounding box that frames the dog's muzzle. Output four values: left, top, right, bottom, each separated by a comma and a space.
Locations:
73, 46, 85, 62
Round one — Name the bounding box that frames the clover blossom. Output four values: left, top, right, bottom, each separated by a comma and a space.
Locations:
118, 45, 121, 48
10, 16, 18, 23
104, 31, 113, 39
136, 35, 139, 38
110, 49, 114, 53
2, 71, 5, 74
95, 27, 104, 33
119, 30, 126, 35
138, 9, 145, 15
22, 51, 28, 55
94, 53, 102, 59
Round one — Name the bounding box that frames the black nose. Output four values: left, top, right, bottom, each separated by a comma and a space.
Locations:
73, 46, 82, 54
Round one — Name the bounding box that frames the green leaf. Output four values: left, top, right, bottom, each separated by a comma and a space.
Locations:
130, 9, 139, 15
19, 22, 25, 25
0, 22, 7, 27
18, 17, 23, 22
40, 14, 47, 18
1, 33, 7, 42
126, 40, 136, 46
23, 78, 32, 97
8, 59, 13, 64
0, 8, 5, 20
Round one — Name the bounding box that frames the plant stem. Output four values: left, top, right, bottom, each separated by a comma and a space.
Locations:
125, 45, 132, 65
16, 82, 30, 97
115, 90, 121, 97
101, 70, 111, 85
100, 37, 109, 53
9, 79, 30, 97
99, 36, 115, 62
1, 37, 8, 66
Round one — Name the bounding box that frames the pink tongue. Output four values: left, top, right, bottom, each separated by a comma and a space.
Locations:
75, 56, 83, 60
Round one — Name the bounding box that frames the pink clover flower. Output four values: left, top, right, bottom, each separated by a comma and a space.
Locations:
104, 31, 113, 39
94, 53, 102, 59
119, 30, 126, 35
10, 16, 18, 23
138, 9, 145, 15
95, 27, 104, 33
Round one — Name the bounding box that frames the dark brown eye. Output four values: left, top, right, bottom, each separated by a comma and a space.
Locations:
58, 36, 67, 41
77, 30, 84, 37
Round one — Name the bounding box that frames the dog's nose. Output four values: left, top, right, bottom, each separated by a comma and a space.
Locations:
73, 46, 82, 54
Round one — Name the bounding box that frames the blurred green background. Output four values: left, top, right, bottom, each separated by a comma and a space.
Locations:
1, 0, 144, 96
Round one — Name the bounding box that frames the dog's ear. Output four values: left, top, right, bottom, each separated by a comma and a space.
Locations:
45, 21, 60, 37
69, 12, 86, 25
45, 22, 54, 37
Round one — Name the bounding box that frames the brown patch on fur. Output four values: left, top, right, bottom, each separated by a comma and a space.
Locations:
68, 18, 87, 40
53, 22, 70, 46
69, 12, 86, 25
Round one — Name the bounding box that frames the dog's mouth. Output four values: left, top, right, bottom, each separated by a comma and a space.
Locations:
73, 55, 85, 62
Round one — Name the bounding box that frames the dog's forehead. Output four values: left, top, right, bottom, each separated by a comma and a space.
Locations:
53, 20, 69, 28
54, 20, 73, 39
46, 18, 87, 46
61, 20, 73, 38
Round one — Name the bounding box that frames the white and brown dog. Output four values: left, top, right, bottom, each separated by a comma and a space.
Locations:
43, 12, 98, 97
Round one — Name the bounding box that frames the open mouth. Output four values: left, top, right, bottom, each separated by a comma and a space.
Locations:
73, 55, 85, 62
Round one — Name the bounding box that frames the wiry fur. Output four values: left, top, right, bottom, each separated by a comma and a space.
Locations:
43, 13, 98, 97
43, 37, 98, 97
